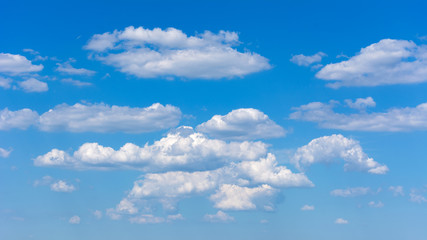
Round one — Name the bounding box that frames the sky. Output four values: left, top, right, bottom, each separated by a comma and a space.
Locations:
1, 0, 427, 239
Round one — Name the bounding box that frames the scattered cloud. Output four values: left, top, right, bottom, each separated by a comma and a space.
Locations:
0, 108, 39, 130
301, 205, 315, 211
56, 62, 96, 76
69, 215, 80, 224
368, 201, 384, 208
204, 211, 234, 222
33, 176, 54, 187
335, 218, 348, 224
1, 103, 181, 133
290, 52, 326, 66
50, 180, 76, 192
344, 97, 376, 111
0, 77, 12, 89
291, 134, 388, 174
0, 53, 43, 75
93, 210, 103, 219
290, 98, 427, 132
210, 184, 277, 211
0, 147, 11, 158
409, 189, 427, 203
18, 78, 48, 92
330, 187, 370, 197
129, 214, 165, 224
196, 108, 286, 140
84, 26, 271, 79
61, 78, 92, 87
316, 39, 427, 88
34, 127, 267, 170
389, 186, 404, 196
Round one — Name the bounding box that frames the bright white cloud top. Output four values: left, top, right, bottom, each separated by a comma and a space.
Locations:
292, 134, 388, 174
196, 108, 286, 140
0, 103, 181, 133
34, 127, 268, 170
84, 26, 271, 79
290, 97, 427, 132
50, 180, 76, 192
316, 39, 427, 88
0, 53, 43, 75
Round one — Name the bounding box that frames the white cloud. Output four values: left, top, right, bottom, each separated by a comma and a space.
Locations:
335, 218, 348, 224
93, 210, 103, 219
38, 102, 180, 133
389, 186, 404, 196
0, 53, 43, 75
0, 108, 39, 130
56, 62, 96, 76
204, 211, 234, 222
18, 78, 48, 92
315, 39, 427, 88
330, 187, 370, 197
368, 201, 384, 208
290, 98, 427, 132
290, 52, 326, 66
0, 77, 12, 89
166, 214, 184, 222
84, 26, 271, 79
1, 103, 180, 133
344, 97, 376, 111
50, 180, 76, 192
61, 78, 92, 87
69, 215, 80, 224
196, 108, 286, 140
210, 184, 277, 210
129, 214, 165, 224
301, 205, 315, 211
237, 153, 313, 188
34, 128, 267, 170
410, 190, 427, 203
291, 134, 388, 174
0, 147, 11, 158
33, 175, 53, 187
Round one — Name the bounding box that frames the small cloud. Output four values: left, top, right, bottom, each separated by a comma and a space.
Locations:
18, 78, 48, 93
50, 180, 76, 192
204, 211, 234, 223
61, 78, 92, 87
260, 219, 268, 224
301, 205, 315, 211
290, 52, 326, 66
167, 214, 184, 222
331, 187, 370, 197
69, 215, 80, 224
389, 186, 404, 196
368, 201, 384, 208
93, 210, 103, 219
335, 218, 348, 224
56, 62, 96, 76
0, 147, 12, 158
33, 176, 53, 187
410, 190, 427, 203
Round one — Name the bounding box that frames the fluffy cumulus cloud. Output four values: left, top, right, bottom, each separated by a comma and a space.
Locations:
84, 26, 271, 79
0, 108, 39, 130
50, 180, 76, 192
56, 62, 96, 76
204, 211, 234, 222
34, 127, 268, 170
330, 187, 370, 197
0, 102, 180, 133
0, 53, 43, 75
210, 184, 277, 210
315, 39, 427, 88
290, 52, 326, 66
196, 108, 286, 140
0, 147, 11, 158
291, 134, 388, 174
290, 98, 427, 132
38, 102, 181, 133
17, 78, 48, 92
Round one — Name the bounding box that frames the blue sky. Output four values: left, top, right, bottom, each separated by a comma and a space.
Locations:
1, 0, 427, 239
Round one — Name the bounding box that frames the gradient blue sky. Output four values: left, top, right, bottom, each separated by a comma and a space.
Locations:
1, 0, 427, 239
